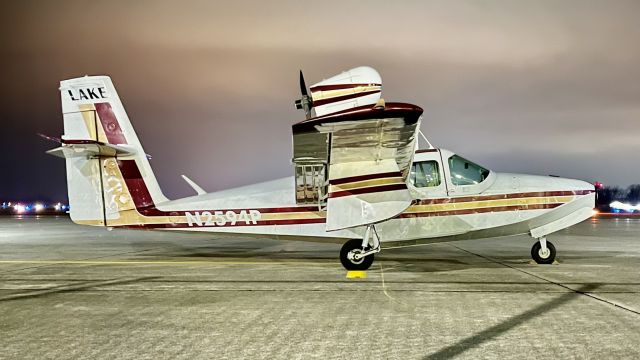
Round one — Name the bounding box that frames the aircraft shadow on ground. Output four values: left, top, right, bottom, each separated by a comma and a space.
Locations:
0, 276, 159, 303
124, 240, 629, 274
422, 284, 601, 360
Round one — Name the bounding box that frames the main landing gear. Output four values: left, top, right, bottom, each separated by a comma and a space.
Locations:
340, 225, 380, 270
531, 236, 556, 264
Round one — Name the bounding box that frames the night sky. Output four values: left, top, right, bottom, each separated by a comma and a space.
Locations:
1, 1, 639, 202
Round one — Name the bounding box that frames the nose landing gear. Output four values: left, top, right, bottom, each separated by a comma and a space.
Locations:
531, 237, 556, 264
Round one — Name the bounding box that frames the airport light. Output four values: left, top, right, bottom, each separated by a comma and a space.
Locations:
610, 201, 640, 212
4, 201, 69, 213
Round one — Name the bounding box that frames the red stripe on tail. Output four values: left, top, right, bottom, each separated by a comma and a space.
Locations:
118, 160, 154, 209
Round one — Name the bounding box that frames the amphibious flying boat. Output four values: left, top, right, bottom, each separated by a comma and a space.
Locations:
47, 67, 595, 270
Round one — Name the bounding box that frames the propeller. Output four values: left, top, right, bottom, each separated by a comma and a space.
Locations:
294, 70, 313, 119
299, 70, 309, 98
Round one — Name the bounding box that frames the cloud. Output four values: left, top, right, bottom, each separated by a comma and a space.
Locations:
1, 0, 639, 199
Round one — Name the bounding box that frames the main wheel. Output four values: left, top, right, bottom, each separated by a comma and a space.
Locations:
531, 240, 556, 264
340, 239, 375, 270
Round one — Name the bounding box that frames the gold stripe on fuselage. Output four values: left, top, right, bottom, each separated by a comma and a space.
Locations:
405, 195, 574, 214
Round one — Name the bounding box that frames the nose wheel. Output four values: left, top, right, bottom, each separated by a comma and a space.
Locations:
531, 237, 556, 264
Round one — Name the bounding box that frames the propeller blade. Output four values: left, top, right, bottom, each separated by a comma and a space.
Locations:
299, 70, 308, 97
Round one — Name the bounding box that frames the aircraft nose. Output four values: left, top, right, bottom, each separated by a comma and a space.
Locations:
558, 178, 596, 210
558, 178, 595, 192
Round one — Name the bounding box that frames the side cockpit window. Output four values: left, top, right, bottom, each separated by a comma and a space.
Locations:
448, 155, 490, 186
410, 161, 441, 188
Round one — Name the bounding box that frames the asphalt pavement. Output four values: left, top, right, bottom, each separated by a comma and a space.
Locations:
0, 216, 638, 359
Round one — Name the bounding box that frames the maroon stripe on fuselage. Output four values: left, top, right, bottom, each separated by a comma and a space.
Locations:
310, 83, 381, 92
95, 102, 127, 145
312, 90, 381, 107
415, 149, 438, 154
413, 190, 594, 205
329, 183, 408, 198
138, 206, 322, 217
122, 217, 327, 229
330, 171, 402, 185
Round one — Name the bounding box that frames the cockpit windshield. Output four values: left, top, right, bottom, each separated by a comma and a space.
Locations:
448, 155, 490, 186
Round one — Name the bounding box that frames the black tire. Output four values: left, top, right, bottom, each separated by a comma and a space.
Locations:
340, 239, 375, 270
531, 241, 556, 264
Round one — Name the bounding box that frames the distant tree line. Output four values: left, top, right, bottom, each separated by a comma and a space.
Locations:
596, 184, 640, 211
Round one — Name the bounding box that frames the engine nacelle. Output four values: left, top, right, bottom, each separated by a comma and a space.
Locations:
309, 66, 382, 117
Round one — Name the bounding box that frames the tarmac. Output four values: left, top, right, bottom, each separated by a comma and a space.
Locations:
0, 215, 639, 359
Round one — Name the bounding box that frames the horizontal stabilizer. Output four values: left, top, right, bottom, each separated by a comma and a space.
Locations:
46, 140, 137, 159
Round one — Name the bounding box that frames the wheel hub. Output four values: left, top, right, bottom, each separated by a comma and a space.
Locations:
347, 249, 365, 264
538, 247, 551, 259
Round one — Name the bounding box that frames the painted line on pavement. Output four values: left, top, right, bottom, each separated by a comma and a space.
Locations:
0, 260, 334, 266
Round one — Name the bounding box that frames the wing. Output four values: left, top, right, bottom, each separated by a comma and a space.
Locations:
292, 102, 423, 231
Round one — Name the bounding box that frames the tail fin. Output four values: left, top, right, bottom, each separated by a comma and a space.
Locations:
56, 76, 168, 226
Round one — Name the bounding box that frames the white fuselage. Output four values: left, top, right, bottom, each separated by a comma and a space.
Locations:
152, 149, 595, 246
55, 74, 595, 252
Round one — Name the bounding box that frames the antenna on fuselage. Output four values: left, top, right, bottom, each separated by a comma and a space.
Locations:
294, 70, 313, 119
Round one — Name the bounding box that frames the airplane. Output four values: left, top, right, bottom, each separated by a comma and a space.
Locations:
47, 66, 595, 270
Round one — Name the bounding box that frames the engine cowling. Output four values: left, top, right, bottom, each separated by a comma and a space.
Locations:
309, 66, 382, 117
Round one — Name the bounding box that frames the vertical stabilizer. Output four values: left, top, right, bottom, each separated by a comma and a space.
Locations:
58, 76, 168, 225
